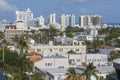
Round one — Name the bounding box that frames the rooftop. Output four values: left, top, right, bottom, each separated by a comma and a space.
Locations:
44, 54, 66, 58
113, 58, 120, 64
96, 66, 114, 73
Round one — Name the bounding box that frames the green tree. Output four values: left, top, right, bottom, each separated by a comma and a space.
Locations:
65, 27, 83, 38
31, 72, 43, 80
99, 76, 105, 80
16, 35, 29, 56
66, 67, 82, 80
109, 51, 120, 61
81, 63, 98, 80
0, 31, 4, 40
68, 50, 76, 54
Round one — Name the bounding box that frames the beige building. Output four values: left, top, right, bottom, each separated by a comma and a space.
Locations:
29, 41, 86, 55
5, 24, 24, 43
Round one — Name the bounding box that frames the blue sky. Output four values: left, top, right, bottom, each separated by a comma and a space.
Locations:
0, 0, 120, 23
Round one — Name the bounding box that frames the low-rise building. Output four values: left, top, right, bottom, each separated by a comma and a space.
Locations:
34, 53, 108, 69
35, 54, 69, 68
29, 41, 86, 55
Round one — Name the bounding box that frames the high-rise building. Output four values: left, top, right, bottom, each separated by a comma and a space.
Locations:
16, 8, 33, 26
27, 18, 39, 27
79, 15, 102, 27
69, 15, 75, 27
38, 16, 45, 26
48, 13, 56, 24
60, 14, 75, 28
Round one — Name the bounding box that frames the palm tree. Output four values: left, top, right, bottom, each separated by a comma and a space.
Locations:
99, 76, 105, 80
110, 51, 117, 61
31, 72, 43, 80
81, 63, 98, 80
66, 67, 82, 80
24, 59, 33, 80
16, 35, 29, 56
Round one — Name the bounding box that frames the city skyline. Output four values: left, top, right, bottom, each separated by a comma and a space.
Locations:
0, 0, 120, 23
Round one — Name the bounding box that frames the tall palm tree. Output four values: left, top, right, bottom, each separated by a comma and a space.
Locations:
16, 35, 29, 56
24, 59, 33, 80
66, 67, 82, 80
81, 63, 98, 80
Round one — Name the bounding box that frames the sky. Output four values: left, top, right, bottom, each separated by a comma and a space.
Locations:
0, 0, 120, 23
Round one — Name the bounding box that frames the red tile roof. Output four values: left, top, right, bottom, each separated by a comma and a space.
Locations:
26, 52, 41, 56
101, 45, 115, 49
5, 25, 16, 29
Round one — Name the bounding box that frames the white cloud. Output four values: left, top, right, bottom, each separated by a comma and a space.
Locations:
0, 0, 17, 11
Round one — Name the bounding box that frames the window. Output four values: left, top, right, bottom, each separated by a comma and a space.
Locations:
49, 49, 52, 52
37, 49, 41, 52
59, 48, 63, 52
77, 59, 80, 62
45, 63, 52, 66
76, 49, 79, 51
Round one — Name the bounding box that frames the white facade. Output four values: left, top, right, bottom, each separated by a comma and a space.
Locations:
60, 14, 75, 28
29, 42, 86, 55
38, 16, 45, 26
74, 35, 93, 41
16, 21, 25, 29
35, 54, 108, 80
48, 13, 56, 24
16, 8, 33, 26
35, 54, 108, 69
35, 55, 69, 68
80, 15, 102, 27
63, 54, 107, 67
86, 54, 107, 66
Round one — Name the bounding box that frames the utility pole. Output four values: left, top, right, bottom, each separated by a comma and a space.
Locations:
2, 43, 4, 63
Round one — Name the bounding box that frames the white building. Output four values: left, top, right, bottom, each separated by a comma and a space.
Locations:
60, 14, 75, 28
48, 13, 56, 24
34, 53, 109, 80
80, 15, 102, 27
86, 54, 108, 66
74, 35, 93, 41
38, 16, 45, 26
27, 18, 39, 27
16, 8, 33, 26
34, 53, 108, 69
35, 54, 69, 69
85, 27, 98, 37
16, 21, 25, 29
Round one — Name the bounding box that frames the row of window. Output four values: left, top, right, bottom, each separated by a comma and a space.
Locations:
70, 59, 81, 62
87, 58, 107, 62
45, 63, 52, 66
5, 31, 23, 33
37, 48, 80, 52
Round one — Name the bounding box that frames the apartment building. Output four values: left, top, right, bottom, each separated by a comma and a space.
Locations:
5, 24, 24, 43
29, 41, 86, 55
80, 15, 102, 27
34, 54, 108, 69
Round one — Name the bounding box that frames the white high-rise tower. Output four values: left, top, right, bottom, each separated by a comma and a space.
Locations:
48, 13, 56, 24
38, 16, 45, 26
79, 15, 102, 27
16, 8, 33, 26
60, 14, 75, 28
